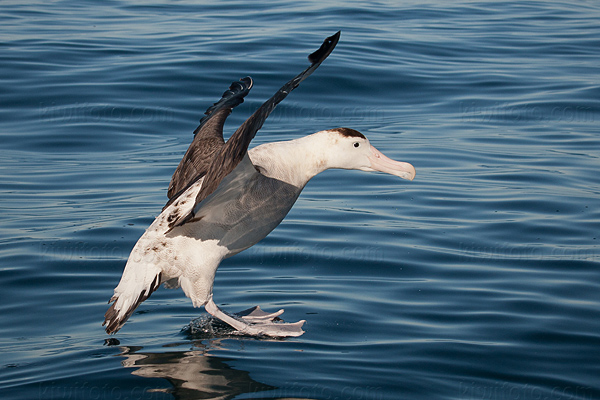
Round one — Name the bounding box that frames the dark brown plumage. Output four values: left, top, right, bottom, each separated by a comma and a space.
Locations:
166, 31, 341, 229
165, 78, 253, 206
336, 127, 366, 139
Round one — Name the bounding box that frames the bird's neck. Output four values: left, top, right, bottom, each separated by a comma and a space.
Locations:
248, 133, 331, 188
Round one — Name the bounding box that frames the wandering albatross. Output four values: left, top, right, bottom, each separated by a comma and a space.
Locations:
104, 32, 416, 337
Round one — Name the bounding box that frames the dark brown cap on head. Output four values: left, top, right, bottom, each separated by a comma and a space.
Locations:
335, 127, 366, 139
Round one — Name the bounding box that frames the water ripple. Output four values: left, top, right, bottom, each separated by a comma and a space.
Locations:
1, 1, 600, 399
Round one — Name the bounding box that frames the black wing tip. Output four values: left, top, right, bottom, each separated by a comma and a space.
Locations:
308, 31, 341, 64
222, 76, 253, 99
239, 76, 253, 89
193, 76, 254, 136
103, 302, 123, 335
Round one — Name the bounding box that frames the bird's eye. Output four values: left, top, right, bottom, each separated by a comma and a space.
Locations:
353, 142, 360, 148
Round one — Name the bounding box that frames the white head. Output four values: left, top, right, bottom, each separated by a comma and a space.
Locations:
315, 127, 416, 181
249, 127, 415, 188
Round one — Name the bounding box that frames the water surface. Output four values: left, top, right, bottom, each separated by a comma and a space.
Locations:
1, 1, 599, 399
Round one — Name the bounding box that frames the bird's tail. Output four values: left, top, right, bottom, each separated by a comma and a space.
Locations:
103, 266, 163, 335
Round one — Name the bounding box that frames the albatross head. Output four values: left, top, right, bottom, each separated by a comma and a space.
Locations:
321, 127, 416, 181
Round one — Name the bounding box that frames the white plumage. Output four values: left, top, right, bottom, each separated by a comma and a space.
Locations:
104, 33, 415, 337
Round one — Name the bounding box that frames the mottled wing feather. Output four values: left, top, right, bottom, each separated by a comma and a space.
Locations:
169, 31, 341, 229
166, 77, 254, 202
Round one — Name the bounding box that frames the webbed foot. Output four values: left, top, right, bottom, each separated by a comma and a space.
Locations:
205, 295, 305, 337
235, 305, 284, 322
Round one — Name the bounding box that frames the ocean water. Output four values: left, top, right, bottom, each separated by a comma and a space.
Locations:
1, 1, 599, 399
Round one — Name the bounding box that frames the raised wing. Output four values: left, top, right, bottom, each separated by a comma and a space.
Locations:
169, 31, 340, 229
166, 77, 253, 203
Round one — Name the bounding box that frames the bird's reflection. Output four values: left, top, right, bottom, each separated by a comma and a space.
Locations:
116, 340, 275, 400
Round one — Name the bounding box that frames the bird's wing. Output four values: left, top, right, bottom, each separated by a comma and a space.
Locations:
169, 31, 340, 229
166, 77, 254, 204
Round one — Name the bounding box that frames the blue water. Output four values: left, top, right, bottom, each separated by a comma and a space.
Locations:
1, 1, 599, 399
